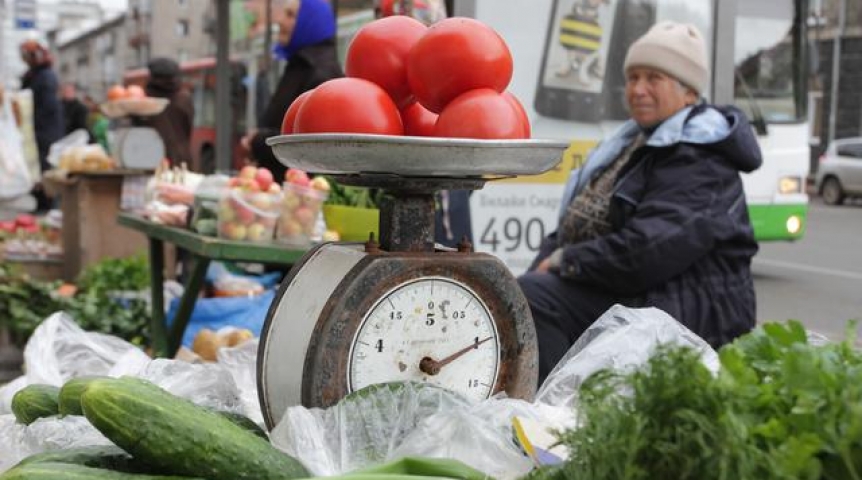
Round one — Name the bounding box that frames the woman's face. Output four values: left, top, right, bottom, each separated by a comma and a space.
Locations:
276, 0, 301, 47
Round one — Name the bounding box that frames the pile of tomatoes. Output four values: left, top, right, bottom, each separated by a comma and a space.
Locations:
281, 16, 529, 140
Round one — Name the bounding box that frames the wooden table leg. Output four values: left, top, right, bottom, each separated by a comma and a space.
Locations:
149, 238, 167, 357
167, 256, 211, 358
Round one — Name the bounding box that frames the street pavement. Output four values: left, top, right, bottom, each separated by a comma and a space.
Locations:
753, 197, 862, 341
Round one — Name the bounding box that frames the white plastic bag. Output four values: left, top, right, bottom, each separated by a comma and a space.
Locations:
0, 414, 111, 472
270, 382, 471, 476
0, 94, 32, 199
392, 403, 535, 480
217, 339, 263, 425
0, 312, 148, 414
134, 359, 243, 413
534, 304, 719, 410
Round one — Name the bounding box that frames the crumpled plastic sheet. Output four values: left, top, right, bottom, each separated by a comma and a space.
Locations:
270, 382, 473, 477
0, 312, 150, 415
0, 312, 247, 473
133, 359, 243, 413
0, 414, 111, 471
391, 397, 568, 480
534, 303, 719, 410
217, 338, 264, 426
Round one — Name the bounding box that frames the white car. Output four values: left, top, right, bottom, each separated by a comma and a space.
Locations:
815, 137, 862, 205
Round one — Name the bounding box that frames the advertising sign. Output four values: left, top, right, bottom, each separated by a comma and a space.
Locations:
14, 0, 35, 29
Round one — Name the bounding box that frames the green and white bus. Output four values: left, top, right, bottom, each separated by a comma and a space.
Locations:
455, 0, 811, 273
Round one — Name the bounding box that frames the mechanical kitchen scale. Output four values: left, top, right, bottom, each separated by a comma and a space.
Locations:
257, 133, 568, 429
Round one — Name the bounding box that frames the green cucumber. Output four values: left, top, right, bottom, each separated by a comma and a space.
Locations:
14, 446, 137, 472
59, 376, 107, 416
213, 410, 268, 439
0, 462, 203, 479
81, 377, 308, 480
11, 385, 60, 425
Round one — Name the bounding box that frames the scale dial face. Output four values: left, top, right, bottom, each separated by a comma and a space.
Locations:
347, 276, 500, 402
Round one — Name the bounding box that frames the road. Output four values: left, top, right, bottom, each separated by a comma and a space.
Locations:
753, 197, 862, 341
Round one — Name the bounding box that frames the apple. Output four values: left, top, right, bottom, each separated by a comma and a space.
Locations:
285, 169, 310, 187
218, 204, 236, 223
255, 167, 274, 191
239, 165, 258, 180
250, 192, 273, 211
234, 203, 257, 225
279, 218, 304, 238
238, 177, 260, 192
225, 223, 247, 241
309, 176, 330, 193
246, 222, 270, 242
282, 191, 301, 210
293, 205, 316, 228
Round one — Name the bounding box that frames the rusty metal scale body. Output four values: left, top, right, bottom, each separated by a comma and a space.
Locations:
257, 134, 567, 429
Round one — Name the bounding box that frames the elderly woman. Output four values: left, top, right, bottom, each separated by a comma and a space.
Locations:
520, 22, 763, 382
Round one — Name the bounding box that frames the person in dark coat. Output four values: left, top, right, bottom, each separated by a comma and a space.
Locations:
242, 0, 343, 181
132, 57, 195, 166
519, 22, 762, 383
60, 83, 90, 136
20, 41, 63, 172
20, 40, 64, 211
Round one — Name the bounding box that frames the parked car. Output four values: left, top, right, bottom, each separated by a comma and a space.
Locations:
815, 137, 862, 205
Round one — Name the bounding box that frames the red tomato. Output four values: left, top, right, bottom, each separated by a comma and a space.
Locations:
503, 91, 531, 138
294, 78, 404, 135
401, 102, 438, 137
434, 89, 526, 140
345, 16, 427, 109
408, 17, 513, 113
281, 90, 314, 134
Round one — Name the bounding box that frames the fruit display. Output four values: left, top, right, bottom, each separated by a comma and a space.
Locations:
276, 170, 330, 246
281, 16, 529, 140
100, 84, 168, 118
217, 166, 282, 243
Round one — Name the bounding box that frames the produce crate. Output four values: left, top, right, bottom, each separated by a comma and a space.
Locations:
43, 170, 150, 281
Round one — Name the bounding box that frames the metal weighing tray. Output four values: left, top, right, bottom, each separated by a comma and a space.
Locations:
267, 134, 568, 178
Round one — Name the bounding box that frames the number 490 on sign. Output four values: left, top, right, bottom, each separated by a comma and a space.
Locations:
479, 217, 546, 253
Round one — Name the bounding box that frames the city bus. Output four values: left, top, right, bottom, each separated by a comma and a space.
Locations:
457, 0, 811, 273
123, 58, 248, 173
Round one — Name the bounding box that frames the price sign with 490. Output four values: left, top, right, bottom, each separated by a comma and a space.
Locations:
479, 216, 547, 252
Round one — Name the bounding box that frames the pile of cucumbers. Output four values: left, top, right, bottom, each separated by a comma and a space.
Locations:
4, 377, 489, 480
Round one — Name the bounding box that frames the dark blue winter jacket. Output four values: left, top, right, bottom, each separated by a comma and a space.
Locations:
21, 64, 64, 170
532, 104, 762, 347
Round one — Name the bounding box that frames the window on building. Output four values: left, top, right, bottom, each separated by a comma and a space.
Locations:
177, 20, 190, 37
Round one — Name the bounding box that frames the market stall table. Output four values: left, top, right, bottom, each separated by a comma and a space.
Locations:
117, 212, 308, 358
42, 169, 151, 281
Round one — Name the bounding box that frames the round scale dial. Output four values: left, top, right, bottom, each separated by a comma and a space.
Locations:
347, 276, 500, 402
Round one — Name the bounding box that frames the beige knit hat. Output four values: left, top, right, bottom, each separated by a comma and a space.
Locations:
623, 21, 708, 94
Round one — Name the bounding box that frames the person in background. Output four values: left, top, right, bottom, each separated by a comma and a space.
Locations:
519, 22, 762, 383
83, 95, 110, 152
60, 83, 90, 137
132, 57, 194, 166
242, 0, 342, 181
20, 40, 64, 211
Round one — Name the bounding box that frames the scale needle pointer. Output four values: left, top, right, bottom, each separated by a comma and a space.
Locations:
419, 336, 493, 376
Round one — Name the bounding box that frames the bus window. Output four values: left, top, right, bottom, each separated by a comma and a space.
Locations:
734, 0, 806, 123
